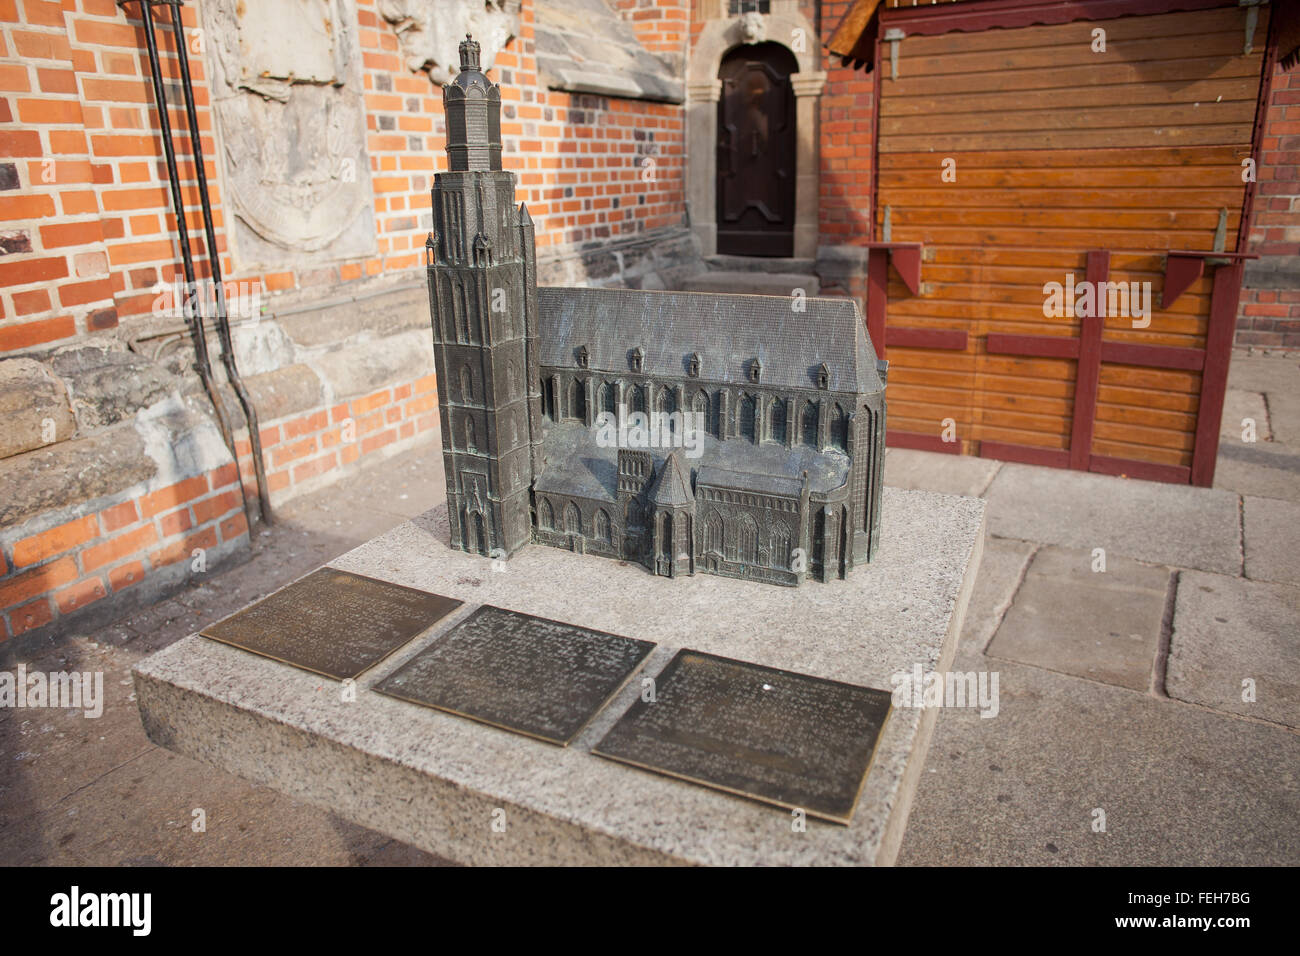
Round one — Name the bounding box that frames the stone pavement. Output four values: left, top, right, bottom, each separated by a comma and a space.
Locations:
2, 349, 1297, 866
895, 349, 1300, 865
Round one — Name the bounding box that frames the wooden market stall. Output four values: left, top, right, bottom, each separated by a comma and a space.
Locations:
827, 0, 1300, 485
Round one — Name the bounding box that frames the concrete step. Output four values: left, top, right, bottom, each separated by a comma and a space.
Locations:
704, 254, 817, 274
680, 271, 820, 296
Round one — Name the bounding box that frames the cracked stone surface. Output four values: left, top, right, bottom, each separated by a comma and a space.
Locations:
1166, 570, 1300, 729
986, 546, 1170, 692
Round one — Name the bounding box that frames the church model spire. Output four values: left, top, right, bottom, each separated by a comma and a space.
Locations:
427, 37, 541, 559
442, 34, 503, 173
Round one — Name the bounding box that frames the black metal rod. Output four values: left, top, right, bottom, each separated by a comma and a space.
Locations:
128, 0, 237, 463
165, 1, 273, 525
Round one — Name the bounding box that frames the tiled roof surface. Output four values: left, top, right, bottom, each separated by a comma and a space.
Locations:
537, 287, 883, 395
647, 450, 693, 506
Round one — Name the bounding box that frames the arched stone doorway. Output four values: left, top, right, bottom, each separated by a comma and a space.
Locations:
688, 1, 826, 260
716, 42, 798, 256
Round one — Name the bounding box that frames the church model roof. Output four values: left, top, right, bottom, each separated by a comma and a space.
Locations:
537, 287, 884, 395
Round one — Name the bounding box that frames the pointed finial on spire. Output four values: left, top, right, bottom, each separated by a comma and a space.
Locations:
459, 33, 481, 73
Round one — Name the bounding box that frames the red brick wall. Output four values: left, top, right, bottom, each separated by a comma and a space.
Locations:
1239, 64, 1300, 349
243, 372, 440, 499
816, 0, 875, 246
0, 458, 248, 642
0, 0, 687, 357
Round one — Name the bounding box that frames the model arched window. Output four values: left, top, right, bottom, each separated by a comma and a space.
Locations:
769, 398, 787, 445
507, 360, 519, 397
739, 394, 756, 442
631, 383, 646, 414
461, 365, 474, 403
658, 385, 676, 415
736, 514, 758, 563
539, 498, 554, 529
542, 378, 555, 419
465, 416, 477, 453
564, 501, 581, 534
832, 403, 849, 451
601, 381, 616, 416
692, 390, 709, 440
704, 510, 723, 554
770, 520, 791, 569
802, 401, 818, 446
567, 378, 586, 421
594, 509, 611, 543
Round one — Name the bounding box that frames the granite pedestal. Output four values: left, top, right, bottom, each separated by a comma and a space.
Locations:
133, 487, 985, 866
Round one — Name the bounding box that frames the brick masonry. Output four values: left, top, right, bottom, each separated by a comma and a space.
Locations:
1240, 68, 1300, 349
2, 0, 1298, 648
0, 0, 688, 342
0, 457, 248, 642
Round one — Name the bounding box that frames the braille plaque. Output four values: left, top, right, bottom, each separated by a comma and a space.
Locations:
373, 605, 656, 746
201, 568, 462, 681
592, 649, 893, 825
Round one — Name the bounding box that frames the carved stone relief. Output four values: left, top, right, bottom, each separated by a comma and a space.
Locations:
201, 0, 377, 270
379, 0, 520, 84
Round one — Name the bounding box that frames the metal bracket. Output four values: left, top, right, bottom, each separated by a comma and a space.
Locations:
1240, 0, 1263, 56
883, 28, 905, 81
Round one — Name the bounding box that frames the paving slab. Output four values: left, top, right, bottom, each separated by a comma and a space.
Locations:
987, 546, 1170, 691
1243, 495, 1300, 585
1214, 440, 1300, 502
133, 488, 986, 866
885, 447, 1001, 498
1166, 570, 1300, 729
897, 656, 1300, 866
959, 536, 1036, 653
1220, 389, 1272, 442
985, 463, 1241, 575
1227, 352, 1300, 445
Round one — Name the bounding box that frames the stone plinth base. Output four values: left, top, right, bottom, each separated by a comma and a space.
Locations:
133, 487, 985, 866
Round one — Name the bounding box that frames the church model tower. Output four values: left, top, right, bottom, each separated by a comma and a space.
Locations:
427, 36, 887, 587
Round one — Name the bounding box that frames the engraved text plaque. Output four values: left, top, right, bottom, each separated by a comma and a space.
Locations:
593, 649, 893, 824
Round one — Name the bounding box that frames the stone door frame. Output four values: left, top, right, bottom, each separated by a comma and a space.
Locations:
687, 0, 826, 260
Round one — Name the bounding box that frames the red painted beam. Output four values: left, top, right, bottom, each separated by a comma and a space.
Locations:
979, 440, 1070, 470
1162, 253, 1205, 309
866, 247, 890, 359
890, 245, 923, 296
886, 326, 967, 351
1069, 250, 1109, 472
985, 333, 1079, 360
1099, 342, 1205, 371
887, 429, 962, 454
1190, 261, 1245, 487
881, 0, 1230, 37
1090, 455, 1191, 485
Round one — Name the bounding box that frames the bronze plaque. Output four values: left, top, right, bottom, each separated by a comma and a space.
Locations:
373, 605, 656, 746
201, 568, 462, 681
593, 649, 893, 825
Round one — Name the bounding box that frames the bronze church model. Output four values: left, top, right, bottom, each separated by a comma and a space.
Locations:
426, 37, 887, 587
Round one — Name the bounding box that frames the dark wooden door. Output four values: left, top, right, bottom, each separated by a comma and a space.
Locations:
716, 43, 797, 257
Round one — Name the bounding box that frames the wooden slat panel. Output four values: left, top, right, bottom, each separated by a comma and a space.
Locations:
872, 6, 1261, 480
880, 144, 1248, 170
883, 78, 1262, 118
896, 7, 1252, 58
